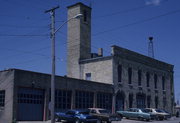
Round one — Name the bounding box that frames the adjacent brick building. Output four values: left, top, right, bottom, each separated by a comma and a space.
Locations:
67, 2, 174, 113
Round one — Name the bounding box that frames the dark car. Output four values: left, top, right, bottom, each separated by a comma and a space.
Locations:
88, 108, 121, 123
55, 109, 98, 123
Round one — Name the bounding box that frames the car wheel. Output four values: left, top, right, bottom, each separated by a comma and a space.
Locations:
55, 117, 60, 122
138, 117, 142, 121
96, 119, 101, 123
146, 119, 150, 121
75, 118, 80, 123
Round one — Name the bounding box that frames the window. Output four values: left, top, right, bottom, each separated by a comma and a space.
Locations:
83, 10, 87, 22
18, 92, 43, 104
136, 94, 146, 108
75, 91, 94, 109
129, 94, 133, 108
85, 73, 91, 81
155, 96, 158, 108
138, 70, 142, 86
118, 65, 122, 82
55, 90, 72, 110
154, 74, 157, 89
163, 97, 166, 109
0, 90, 5, 107
146, 72, 150, 87
97, 92, 112, 110
162, 76, 165, 90
147, 96, 151, 108
128, 67, 132, 84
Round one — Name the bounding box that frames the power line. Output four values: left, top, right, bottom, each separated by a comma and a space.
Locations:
93, 8, 180, 36
93, 0, 169, 19
0, 33, 48, 38
0, 24, 48, 29
0, 14, 49, 21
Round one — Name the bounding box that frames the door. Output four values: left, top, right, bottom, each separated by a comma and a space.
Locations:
17, 88, 44, 121
116, 92, 125, 111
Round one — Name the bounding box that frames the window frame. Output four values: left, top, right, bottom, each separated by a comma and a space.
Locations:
0, 90, 5, 107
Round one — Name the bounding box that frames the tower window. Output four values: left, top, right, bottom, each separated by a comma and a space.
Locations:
83, 10, 87, 22
85, 73, 91, 81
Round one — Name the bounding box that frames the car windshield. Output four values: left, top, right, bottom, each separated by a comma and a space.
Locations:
155, 109, 164, 113
78, 111, 89, 115
141, 109, 149, 113
144, 109, 151, 112
99, 109, 109, 113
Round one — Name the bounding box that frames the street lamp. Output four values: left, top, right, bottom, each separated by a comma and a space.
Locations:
54, 14, 83, 34
47, 10, 83, 123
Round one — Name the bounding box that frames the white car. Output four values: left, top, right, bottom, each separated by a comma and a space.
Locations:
145, 108, 170, 120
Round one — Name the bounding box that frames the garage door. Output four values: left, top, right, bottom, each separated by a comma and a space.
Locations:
17, 88, 44, 121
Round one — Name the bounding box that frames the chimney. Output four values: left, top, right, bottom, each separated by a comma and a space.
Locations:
98, 48, 103, 57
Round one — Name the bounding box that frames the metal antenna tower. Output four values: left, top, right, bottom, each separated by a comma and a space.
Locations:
148, 36, 154, 58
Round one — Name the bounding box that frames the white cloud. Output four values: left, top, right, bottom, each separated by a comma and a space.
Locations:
145, 0, 162, 6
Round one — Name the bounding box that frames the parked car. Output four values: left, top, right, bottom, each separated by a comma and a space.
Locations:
117, 108, 155, 121
145, 108, 170, 120
55, 109, 98, 123
88, 108, 121, 123
161, 110, 171, 119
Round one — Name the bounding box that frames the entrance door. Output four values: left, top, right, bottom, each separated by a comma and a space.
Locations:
116, 92, 125, 111
17, 88, 44, 121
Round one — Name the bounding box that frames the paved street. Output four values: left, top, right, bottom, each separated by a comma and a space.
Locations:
18, 117, 180, 123
113, 117, 180, 123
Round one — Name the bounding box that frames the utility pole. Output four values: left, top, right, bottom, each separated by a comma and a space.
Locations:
45, 6, 59, 123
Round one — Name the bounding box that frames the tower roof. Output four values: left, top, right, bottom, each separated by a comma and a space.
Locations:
67, 2, 91, 9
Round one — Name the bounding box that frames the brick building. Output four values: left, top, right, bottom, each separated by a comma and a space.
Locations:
67, 2, 174, 113
0, 2, 175, 122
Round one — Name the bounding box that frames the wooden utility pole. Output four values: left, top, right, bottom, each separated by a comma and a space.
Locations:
45, 6, 59, 123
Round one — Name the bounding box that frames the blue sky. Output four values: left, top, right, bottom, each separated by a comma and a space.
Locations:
0, 0, 180, 102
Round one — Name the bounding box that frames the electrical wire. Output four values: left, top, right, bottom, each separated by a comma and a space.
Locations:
93, 8, 180, 36
0, 34, 49, 37
93, 0, 169, 20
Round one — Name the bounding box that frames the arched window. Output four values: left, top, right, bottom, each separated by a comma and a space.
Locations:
146, 72, 150, 87
129, 94, 133, 108
154, 74, 157, 89
147, 96, 151, 108
118, 65, 122, 82
155, 96, 158, 108
128, 67, 132, 84
138, 70, 142, 86
162, 76, 165, 90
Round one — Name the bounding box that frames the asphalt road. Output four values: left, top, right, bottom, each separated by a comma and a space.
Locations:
113, 117, 180, 123
18, 117, 180, 123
